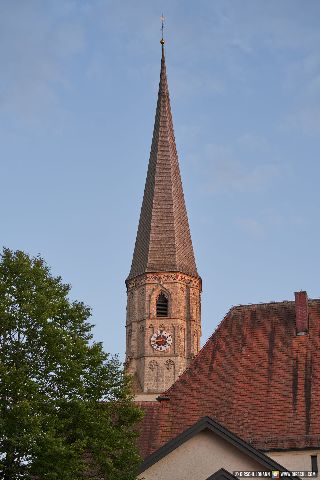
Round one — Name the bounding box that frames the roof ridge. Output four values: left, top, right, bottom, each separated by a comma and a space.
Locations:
230, 297, 319, 310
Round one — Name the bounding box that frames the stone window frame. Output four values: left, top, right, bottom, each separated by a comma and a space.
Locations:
156, 292, 169, 317
149, 286, 171, 319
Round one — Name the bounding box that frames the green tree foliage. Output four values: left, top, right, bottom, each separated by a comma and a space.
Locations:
0, 248, 143, 480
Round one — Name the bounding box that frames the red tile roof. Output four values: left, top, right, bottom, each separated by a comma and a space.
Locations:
135, 401, 160, 457
138, 299, 320, 458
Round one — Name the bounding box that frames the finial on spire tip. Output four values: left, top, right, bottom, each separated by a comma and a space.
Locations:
160, 14, 165, 45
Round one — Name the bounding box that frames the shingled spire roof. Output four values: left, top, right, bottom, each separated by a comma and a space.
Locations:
127, 43, 198, 282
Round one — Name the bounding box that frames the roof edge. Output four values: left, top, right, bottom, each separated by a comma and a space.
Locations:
206, 468, 239, 480
138, 416, 298, 477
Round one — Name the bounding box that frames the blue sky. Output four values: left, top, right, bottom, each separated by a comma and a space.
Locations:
1, 0, 320, 361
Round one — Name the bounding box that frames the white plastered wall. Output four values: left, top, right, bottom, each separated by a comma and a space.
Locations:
267, 450, 320, 473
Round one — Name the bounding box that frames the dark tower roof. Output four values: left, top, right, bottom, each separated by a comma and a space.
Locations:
127, 44, 198, 282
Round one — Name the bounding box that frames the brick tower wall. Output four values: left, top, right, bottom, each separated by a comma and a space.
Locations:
125, 272, 201, 396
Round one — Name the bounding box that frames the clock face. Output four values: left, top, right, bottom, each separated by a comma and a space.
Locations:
150, 330, 172, 352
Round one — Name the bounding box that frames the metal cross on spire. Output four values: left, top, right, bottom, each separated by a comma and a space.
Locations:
160, 14, 165, 45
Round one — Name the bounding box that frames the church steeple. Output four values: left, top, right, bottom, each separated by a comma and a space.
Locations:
125, 40, 202, 400
127, 41, 198, 282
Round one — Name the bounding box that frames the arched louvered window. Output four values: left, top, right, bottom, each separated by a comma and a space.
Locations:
156, 293, 168, 317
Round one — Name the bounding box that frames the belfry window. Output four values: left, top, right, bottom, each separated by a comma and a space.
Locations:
156, 293, 168, 317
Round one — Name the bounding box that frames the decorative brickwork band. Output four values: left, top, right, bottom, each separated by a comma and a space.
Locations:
126, 272, 201, 292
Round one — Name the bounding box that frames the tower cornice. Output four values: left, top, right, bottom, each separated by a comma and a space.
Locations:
126, 271, 202, 292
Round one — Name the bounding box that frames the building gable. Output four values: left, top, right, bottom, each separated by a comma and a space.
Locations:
138, 417, 293, 480
206, 468, 241, 480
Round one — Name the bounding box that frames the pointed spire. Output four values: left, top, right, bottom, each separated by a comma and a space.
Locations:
127, 40, 199, 282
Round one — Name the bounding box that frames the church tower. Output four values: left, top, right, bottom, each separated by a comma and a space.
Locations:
125, 38, 201, 400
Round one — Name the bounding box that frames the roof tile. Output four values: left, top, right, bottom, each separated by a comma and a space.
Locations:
138, 299, 320, 458
127, 45, 198, 281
